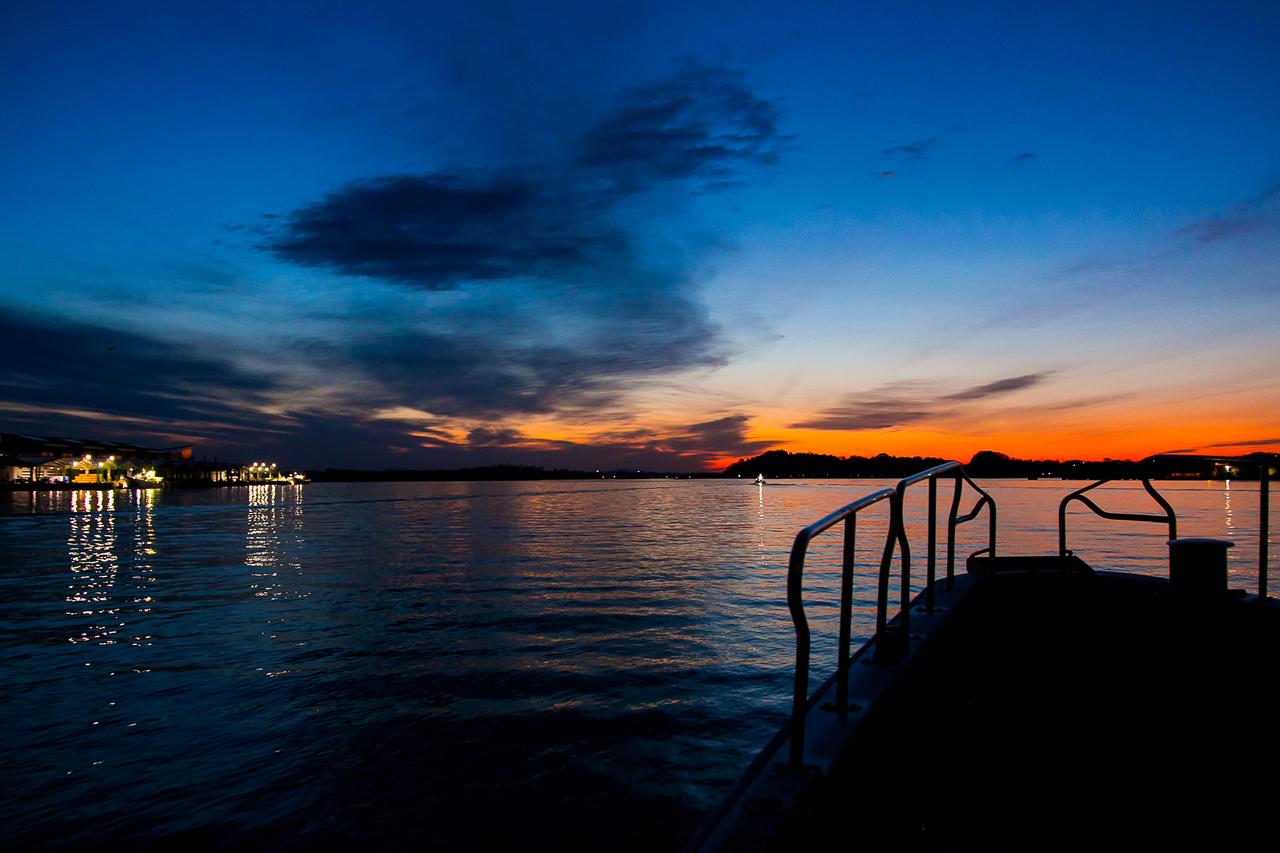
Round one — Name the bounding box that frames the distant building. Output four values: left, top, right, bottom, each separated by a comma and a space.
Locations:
0, 433, 196, 484
163, 457, 237, 485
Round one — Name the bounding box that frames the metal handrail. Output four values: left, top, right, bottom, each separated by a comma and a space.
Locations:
785, 488, 894, 768
785, 463, 996, 767
1058, 453, 1272, 597
1058, 457, 1176, 558
889, 462, 996, 631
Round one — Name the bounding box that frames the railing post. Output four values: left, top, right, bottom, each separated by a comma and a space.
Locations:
1261, 462, 1270, 599
786, 533, 811, 768
926, 476, 937, 613
836, 516, 856, 713
898, 495, 911, 637
947, 478, 962, 589
1059, 497, 1070, 557
1141, 477, 1177, 542
875, 502, 896, 644
988, 496, 997, 558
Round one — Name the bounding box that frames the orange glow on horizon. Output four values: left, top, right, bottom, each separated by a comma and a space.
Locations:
719, 415, 1280, 471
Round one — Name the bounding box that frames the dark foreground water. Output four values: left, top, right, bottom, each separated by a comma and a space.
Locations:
2, 479, 1272, 849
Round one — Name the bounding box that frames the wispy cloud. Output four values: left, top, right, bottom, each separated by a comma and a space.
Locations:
371, 411, 772, 470
0, 306, 282, 445
575, 66, 786, 189
1205, 437, 1280, 449
880, 137, 939, 161
654, 414, 774, 459
1011, 151, 1036, 166
1176, 182, 1280, 245
943, 373, 1046, 402
791, 373, 1051, 431
467, 426, 574, 450
877, 125, 964, 168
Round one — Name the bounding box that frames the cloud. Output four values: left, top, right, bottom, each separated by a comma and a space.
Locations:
1176, 182, 1280, 245
5, 66, 787, 471
467, 426, 520, 446
655, 414, 774, 458
0, 306, 279, 444
880, 137, 940, 161
366, 410, 772, 471
265, 172, 625, 287
262, 66, 783, 289
943, 373, 1048, 402
791, 373, 1049, 431
319, 296, 725, 420
465, 426, 574, 449
255, 64, 781, 422
1204, 437, 1280, 449
574, 65, 785, 189
1012, 151, 1036, 166
790, 402, 933, 431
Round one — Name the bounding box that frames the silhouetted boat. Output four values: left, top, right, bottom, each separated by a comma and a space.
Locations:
125, 469, 164, 489
124, 476, 163, 489
691, 454, 1276, 851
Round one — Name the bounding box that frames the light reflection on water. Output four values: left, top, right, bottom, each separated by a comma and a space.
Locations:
1, 478, 1274, 849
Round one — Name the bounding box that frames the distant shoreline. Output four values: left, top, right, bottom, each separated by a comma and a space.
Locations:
5, 450, 1272, 492
0, 474, 1243, 493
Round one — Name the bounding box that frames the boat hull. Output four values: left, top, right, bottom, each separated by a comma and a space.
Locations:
692, 560, 1280, 850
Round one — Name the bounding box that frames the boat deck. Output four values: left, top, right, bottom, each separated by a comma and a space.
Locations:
791, 563, 1279, 849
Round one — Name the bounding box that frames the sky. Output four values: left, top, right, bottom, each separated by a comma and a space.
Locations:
2, 0, 1278, 471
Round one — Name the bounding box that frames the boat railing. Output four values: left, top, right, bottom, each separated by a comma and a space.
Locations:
1058, 453, 1272, 597
784, 462, 995, 767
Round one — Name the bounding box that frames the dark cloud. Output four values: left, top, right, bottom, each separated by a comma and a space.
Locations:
1012, 151, 1036, 166
358, 411, 771, 471
792, 374, 1048, 431
265, 172, 625, 287
880, 137, 940, 161
1177, 182, 1280, 245
255, 64, 778, 422
790, 398, 934, 431
0, 306, 278, 444
261, 65, 783, 290
1205, 437, 1280, 449
656, 414, 774, 458
878, 170, 896, 178
943, 373, 1048, 402
329, 301, 724, 419
574, 66, 785, 188
467, 426, 531, 447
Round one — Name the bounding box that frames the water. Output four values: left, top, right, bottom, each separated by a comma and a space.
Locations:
1, 479, 1273, 848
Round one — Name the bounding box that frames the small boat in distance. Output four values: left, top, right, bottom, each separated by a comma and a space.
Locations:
125, 468, 164, 489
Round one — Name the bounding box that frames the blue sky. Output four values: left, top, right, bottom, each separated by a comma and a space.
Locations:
2, 1, 1277, 469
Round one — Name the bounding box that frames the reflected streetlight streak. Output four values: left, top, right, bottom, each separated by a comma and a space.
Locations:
66, 489, 119, 646
245, 484, 306, 601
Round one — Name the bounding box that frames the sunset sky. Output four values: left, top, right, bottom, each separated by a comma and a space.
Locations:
2, 1, 1277, 470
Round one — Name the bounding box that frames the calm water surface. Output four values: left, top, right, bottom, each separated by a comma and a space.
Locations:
2, 479, 1273, 848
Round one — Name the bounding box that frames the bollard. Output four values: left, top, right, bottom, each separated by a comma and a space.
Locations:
1168, 538, 1232, 597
